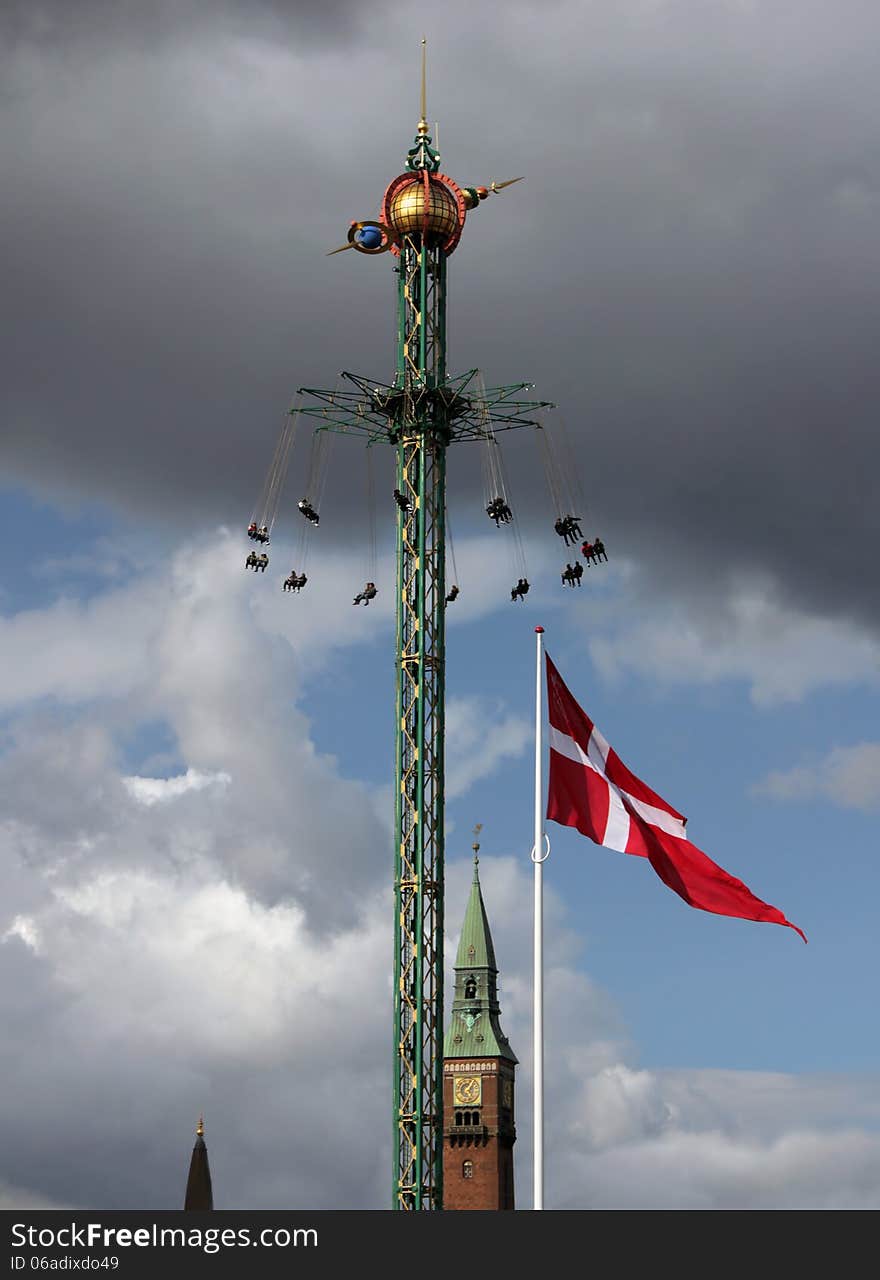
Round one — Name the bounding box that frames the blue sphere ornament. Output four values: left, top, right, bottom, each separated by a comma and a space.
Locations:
356, 225, 383, 250
346, 219, 394, 255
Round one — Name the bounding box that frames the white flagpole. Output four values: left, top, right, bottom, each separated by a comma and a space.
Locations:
532, 625, 547, 1210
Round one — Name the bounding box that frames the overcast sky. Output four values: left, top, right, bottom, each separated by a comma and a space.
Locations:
1, 0, 879, 1210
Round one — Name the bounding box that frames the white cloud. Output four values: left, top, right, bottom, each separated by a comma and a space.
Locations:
588, 576, 880, 706
0, 863, 391, 1209
571, 1064, 673, 1150
756, 742, 880, 811
1, 532, 879, 1210
123, 768, 231, 806
556, 1122, 880, 1210
0, 587, 161, 710
24, 868, 386, 1062
546, 1062, 880, 1207
445, 696, 531, 800
3, 915, 41, 954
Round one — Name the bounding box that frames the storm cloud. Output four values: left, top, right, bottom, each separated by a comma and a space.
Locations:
2, 0, 879, 633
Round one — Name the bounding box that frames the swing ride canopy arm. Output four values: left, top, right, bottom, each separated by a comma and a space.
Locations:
297, 370, 554, 443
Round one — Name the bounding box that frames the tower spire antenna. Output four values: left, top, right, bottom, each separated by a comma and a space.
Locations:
403, 39, 440, 173
472, 823, 482, 878
418, 37, 428, 135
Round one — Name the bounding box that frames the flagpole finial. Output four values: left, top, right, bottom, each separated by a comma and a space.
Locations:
535, 626, 544, 634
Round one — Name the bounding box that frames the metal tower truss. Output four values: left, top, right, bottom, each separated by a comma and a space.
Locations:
292, 109, 553, 1209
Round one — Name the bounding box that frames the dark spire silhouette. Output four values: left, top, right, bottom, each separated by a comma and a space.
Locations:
183, 1115, 213, 1211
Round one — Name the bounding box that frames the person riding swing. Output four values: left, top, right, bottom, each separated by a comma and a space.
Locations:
487, 496, 512, 526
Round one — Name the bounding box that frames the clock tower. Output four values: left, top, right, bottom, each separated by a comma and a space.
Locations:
442, 835, 518, 1210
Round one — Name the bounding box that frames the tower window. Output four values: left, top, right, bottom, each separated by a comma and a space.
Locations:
463, 1160, 474, 1179
464, 975, 477, 1000
455, 1109, 482, 1127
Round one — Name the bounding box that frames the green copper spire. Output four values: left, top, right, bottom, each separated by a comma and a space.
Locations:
454, 846, 498, 972
444, 829, 517, 1063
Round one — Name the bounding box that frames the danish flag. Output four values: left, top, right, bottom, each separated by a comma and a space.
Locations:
545, 655, 806, 942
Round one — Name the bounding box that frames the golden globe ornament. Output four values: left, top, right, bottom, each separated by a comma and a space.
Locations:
381, 171, 467, 256
387, 176, 458, 243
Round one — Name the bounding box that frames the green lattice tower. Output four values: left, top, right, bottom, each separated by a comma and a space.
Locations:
297, 102, 552, 1210
392, 231, 446, 1214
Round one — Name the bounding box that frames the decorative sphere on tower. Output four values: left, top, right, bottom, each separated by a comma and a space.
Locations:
356, 224, 384, 250
382, 170, 467, 256
387, 176, 459, 244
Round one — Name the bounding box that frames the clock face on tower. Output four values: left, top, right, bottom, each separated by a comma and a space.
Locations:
453, 1075, 482, 1106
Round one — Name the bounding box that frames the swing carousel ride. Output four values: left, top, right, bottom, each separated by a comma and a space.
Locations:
243, 48, 607, 1211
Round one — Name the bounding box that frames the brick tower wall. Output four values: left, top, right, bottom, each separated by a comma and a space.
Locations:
442, 1059, 515, 1210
